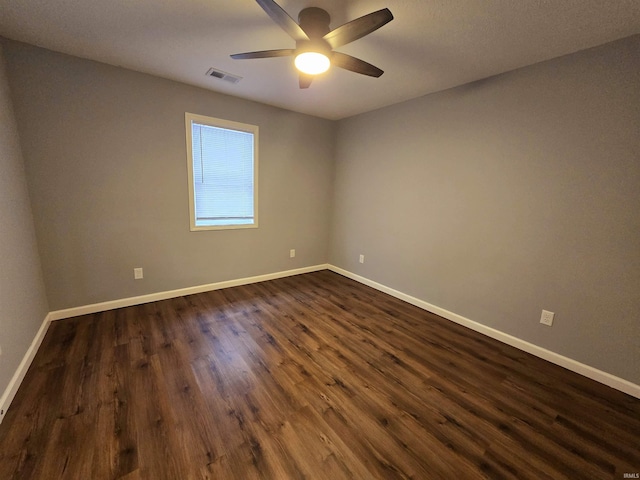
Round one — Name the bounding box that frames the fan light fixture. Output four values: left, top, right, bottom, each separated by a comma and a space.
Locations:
230, 1, 394, 89
294, 51, 330, 75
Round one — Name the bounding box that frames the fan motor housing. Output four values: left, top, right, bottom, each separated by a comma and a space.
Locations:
298, 7, 331, 38
295, 38, 332, 57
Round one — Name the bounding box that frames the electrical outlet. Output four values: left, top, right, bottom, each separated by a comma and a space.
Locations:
540, 310, 554, 326
134, 267, 143, 280
359, 254, 365, 264
290, 249, 296, 258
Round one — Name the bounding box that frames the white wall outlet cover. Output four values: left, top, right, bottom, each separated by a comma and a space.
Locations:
134, 267, 144, 279
290, 249, 296, 258
359, 254, 365, 264
540, 310, 555, 326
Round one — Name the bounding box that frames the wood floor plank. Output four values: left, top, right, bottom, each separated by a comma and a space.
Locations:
1, 270, 638, 479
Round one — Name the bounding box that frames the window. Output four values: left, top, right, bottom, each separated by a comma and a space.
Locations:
185, 113, 258, 231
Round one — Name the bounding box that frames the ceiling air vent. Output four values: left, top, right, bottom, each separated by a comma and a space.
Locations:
206, 67, 242, 84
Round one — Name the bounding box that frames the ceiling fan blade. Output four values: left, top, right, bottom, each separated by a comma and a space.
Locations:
230, 49, 295, 60
323, 8, 393, 49
299, 74, 313, 89
332, 52, 384, 77
255, 0, 309, 41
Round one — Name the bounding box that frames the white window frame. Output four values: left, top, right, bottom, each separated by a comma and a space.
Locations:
185, 112, 259, 231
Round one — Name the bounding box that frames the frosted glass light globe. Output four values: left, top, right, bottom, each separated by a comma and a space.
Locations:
295, 52, 330, 75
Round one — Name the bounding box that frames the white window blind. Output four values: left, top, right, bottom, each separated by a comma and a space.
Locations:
185, 113, 258, 231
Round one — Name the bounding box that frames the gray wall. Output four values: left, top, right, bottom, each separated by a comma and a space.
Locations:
330, 35, 640, 384
0, 44, 49, 407
3, 41, 336, 311
2, 35, 639, 389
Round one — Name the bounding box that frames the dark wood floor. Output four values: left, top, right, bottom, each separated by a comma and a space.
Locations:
0, 270, 638, 479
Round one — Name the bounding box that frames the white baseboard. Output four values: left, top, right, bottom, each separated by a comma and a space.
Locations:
49, 264, 329, 321
328, 265, 640, 399
4, 262, 636, 426
0, 314, 51, 424
1, 265, 328, 423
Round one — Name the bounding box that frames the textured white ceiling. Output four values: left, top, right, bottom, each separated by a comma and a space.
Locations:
1, 0, 639, 119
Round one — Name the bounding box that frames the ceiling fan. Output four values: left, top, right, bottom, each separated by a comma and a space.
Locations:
231, 0, 394, 89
